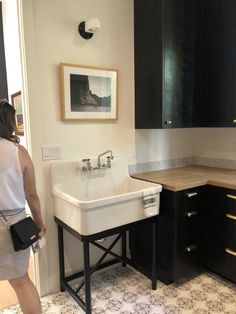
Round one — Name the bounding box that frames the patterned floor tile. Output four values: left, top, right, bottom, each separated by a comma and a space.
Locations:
0, 266, 236, 313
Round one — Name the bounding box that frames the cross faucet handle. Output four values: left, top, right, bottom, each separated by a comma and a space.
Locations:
82, 158, 92, 171
106, 156, 113, 168
82, 158, 90, 162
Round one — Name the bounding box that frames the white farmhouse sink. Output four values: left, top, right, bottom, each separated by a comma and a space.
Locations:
51, 160, 162, 235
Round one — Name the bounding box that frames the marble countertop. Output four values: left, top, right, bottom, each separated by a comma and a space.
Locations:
132, 165, 236, 191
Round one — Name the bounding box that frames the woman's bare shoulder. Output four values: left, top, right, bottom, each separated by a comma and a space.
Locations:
17, 144, 31, 164
18, 144, 29, 154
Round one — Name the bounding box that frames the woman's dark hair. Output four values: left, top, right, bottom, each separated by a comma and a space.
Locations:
0, 99, 20, 144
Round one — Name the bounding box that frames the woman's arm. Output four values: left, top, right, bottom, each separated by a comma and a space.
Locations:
18, 145, 46, 236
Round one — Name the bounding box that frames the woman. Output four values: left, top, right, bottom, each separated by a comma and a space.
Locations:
0, 98, 46, 313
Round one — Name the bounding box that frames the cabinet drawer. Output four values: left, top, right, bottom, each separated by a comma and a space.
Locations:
218, 248, 236, 284
180, 210, 200, 233
177, 188, 204, 216
175, 244, 200, 281
177, 189, 203, 229
177, 226, 199, 246
224, 191, 236, 213
178, 188, 202, 210
177, 188, 203, 241
225, 215, 236, 251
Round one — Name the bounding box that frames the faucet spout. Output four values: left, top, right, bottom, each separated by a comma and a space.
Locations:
97, 150, 113, 168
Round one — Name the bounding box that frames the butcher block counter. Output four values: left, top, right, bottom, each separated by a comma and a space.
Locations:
132, 165, 236, 191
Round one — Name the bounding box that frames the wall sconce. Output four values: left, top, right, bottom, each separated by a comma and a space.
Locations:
78, 18, 101, 39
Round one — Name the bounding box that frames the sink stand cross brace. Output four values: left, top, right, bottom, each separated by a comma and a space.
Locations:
54, 216, 157, 314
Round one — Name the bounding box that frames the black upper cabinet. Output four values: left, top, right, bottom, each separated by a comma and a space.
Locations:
164, 0, 205, 128
134, 0, 204, 129
134, 0, 236, 128
199, 0, 236, 127
134, 0, 163, 128
0, 3, 8, 100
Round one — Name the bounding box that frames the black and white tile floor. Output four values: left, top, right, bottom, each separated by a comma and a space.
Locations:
1, 266, 236, 313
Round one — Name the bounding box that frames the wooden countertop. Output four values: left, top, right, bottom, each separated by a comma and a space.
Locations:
132, 165, 236, 191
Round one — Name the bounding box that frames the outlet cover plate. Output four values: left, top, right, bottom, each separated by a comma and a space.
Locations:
42, 145, 62, 160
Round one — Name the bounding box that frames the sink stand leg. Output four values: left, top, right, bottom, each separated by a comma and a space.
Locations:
122, 231, 127, 267
151, 222, 157, 290
58, 225, 65, 292
83, 241, 92, 314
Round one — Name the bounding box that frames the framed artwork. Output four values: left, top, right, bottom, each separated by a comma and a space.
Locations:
11, 91, 24, 136
60, 63, 118, 121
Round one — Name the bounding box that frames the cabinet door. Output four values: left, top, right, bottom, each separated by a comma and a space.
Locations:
204, 186, 236, 283
201, 0, 236, 127
203, 186, 226, 271
134, 0, 163, 129
134, 0, 204, 129
163, 0, 204, 128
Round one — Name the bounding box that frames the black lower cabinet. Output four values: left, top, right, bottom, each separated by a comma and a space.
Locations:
130, 187, 204, 284
203, 186, 236, 283
130, 185, 236, 285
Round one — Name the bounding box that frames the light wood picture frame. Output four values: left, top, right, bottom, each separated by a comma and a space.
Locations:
60, 63, 118, 122
11, 91, 24, 136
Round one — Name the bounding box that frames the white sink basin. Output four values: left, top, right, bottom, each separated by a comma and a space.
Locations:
51, 160, 162, 235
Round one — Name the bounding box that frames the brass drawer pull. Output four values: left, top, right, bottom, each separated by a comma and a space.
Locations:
226, 213, 236, 221
233, 119, 236, 123
185, 244, 197, 252
226, 194, 236, 200
186, 211, 198, 218
225, 248, 236, 257
165, 120, 173, 125
186, 192, 198, 198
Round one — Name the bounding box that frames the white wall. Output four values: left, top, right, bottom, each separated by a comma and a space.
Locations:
135, 128, 196, 163
196, 128, 236, 160
20, 0, 236, 296
21, 0, 136, 295
1, 0, 22, 97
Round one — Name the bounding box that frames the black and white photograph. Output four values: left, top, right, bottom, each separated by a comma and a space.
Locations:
60, 63, 117, 121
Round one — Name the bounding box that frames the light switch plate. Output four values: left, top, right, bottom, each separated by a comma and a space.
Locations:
42, 145, 62, 160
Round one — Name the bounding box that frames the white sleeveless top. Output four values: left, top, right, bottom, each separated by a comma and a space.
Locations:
0, 138, 25, 210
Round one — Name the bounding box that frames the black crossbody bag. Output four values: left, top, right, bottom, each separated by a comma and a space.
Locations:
0, 211, 40, 251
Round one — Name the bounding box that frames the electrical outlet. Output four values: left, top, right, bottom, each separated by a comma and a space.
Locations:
42, 145, 62, 160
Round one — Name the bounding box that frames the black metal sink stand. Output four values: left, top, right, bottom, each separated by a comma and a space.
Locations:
54, 216, 157, 314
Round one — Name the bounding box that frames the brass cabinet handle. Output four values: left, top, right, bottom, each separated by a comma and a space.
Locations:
186, 192, 198, 198
186, 211, 198, 218
226, 194, 236, 200
233, 119, 236, 123
185, 244, 197, 252
165, 120, 173, 125
226, 213, 236, 221
225, 248, 236, 257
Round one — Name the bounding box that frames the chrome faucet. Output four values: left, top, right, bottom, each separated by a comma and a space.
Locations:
97, 150, 114, 168
81, 151, 114, 172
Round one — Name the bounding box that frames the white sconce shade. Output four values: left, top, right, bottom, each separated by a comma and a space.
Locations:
78, 18, 101, 39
